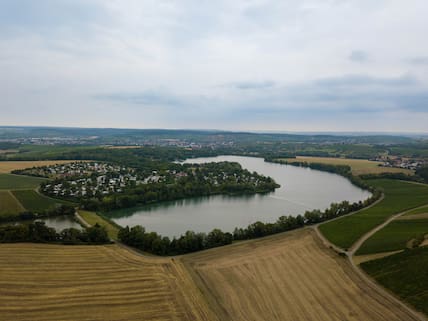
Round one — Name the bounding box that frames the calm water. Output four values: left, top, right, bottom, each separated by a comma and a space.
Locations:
2, 215, 82, 231
37, 215, 82, 231
107, 156, 371, 237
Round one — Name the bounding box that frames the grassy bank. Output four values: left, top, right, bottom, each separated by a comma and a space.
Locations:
78, 210, 119, 240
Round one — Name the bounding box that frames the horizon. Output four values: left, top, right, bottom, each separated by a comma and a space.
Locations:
1, 124, 428, 137
1, 1, 428, 131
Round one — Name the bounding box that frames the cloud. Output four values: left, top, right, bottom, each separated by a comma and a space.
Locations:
225, 80, 276, 90
1, 0, 428, 132
349, 50, 369, 63
407, 57, 428, 65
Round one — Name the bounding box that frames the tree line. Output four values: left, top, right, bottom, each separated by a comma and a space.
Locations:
0, 205, 76, 223
0, 221, 110, 244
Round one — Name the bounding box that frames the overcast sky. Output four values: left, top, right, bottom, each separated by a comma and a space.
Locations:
1, 0, 428, 132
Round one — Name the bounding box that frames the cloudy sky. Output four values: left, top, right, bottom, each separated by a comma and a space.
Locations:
1, 0, 428, 132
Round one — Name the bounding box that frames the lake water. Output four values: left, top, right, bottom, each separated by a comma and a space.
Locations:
2, 215, 82, 231
107, 156, 371, 237
37, 215, 82, 231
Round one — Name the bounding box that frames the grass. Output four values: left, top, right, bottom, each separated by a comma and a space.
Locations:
319, 179, 428, 249
0, 191, 24, 217
361, 247, 428, 316
78, 210, 120, 240
0, 173, 46, 190
356, 219, 428, 254
281, 156, 414, 176
12, 190, 63, 212
0, 160, 80, 173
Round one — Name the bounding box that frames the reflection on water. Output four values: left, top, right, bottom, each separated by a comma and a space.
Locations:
106, 156, 372, 237
1, 215, 82, 231
37, 215, 82, 231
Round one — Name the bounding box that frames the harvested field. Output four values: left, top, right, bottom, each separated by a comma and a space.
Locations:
0, 243, 218, 321
182, 229, 419, 321
0, 160, 82, 173
282, 156, 414, 176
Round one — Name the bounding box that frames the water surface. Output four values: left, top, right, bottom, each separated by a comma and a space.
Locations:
107, 156, 371, 237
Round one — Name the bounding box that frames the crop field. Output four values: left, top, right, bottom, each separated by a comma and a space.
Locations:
361, 247, 428, 316
182, 229, 418, 321
356, 219, 428, 255
282, 156, 414, 176
12, 190, 63, 212
0, 191, 24, 217
78, 210, 119, 239
0, 243, 218, 321
0, 229, 421, 321
0, 160, 79, 173
319, 179, 428, 249
0, 174, 46, 190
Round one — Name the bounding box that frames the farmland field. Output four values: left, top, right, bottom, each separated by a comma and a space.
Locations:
0, 160, 80, 173
361, 247, 428, 316
0, 191, 24, 217
0, 243, 217, 321
356, 219, 428, 255
0, 174, 46, 190
12, 190, 64, 212
281, 156, 414, 176
319, 179, 428, 249
182, 229, 418, 321
0, 229, 421, 321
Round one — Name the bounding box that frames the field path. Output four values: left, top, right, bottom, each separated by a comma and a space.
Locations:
314, 202, 428, 321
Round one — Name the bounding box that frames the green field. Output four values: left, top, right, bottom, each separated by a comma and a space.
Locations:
0, 191, 23, 217
361, 247, 428, 315
356, 219, 428, 254
78, 210, 119, 240
12, 190, 63, 212
0, 174, 46, 190
319, 179, 428, 249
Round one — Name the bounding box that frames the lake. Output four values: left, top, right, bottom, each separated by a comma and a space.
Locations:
106, 156, 371, 237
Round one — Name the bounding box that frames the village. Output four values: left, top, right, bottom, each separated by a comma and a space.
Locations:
14, 161, 270, 200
